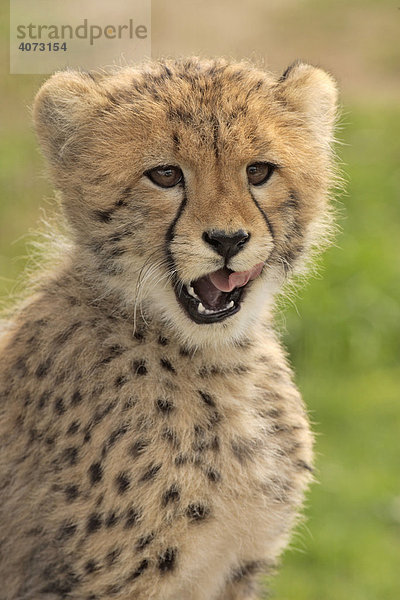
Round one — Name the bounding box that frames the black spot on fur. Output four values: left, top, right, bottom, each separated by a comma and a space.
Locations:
106, 583, 123, 596
68, 296, 80, 306
206, 467, 221, 483
193, 426, 207, 452
198, 395, 222, 427
108, 232, 122, 244
162, 427, 180, 448
179, 346, 191, 357
129, 439, 149, 458
163, 64, 173, 78
198, 390, 216, 407
94, 209, 113, 223
132, 360, 147, 375
162, 484, 180, 506
156, 397, 174, 414
236, 338, 253, 349
58, 521, 77, 539
88, 462, 103, 485
140, 463, 161, 482
127, 559, 149, 582
211, 115, 220, 159
85, 560, 99, 574
38, 390, 51, 410
28, 427, 41, 445
265, 408, 283, 419
62, 446, 79, 466
83, 431, 91, 444
208, 409, 222, 427
167, 106, 187, 123
100, 345, 125, 365
71, 390, 82, 406
278, 60, 302, 82
296, 459, 314, 473
104, 422, 130, 453
233, 364, 249, 375
174, 454, 188, 467
172, 132, 180, 150
115, 472, 130, 494
95, 493, 104, 507
114, 374, 128, 387
135, 532, 155, 551
116, 186, 132, 206
35, 358, 51, 379
198, 365, 225, 377
122, 396, 138, 411
160, 358, 176, 374
67, 420, 80, 435
124, 506, 140, 529
54, 397, 66, 415
158, 335, 168, 346
186, 503, 210, 522
231, 560, 273, 582
106, 548, 121, 566
65, 484, 79, 501
158, 547, 177, 573
105, 511, 119, 528
133, 329, 145, 342
86, 513, 102, 534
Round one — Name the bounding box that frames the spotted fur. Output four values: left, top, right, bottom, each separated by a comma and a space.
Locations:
0, 57, 338, 599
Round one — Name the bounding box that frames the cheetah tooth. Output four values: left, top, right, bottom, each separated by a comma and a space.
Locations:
187, 285, 199, 299
198, 302, 206, 313
227, 301, 234, 309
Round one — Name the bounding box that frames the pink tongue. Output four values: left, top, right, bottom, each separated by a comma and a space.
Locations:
209, 263, 264, 293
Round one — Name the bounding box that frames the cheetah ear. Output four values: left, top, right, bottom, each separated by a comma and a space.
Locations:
33, 70, 102, 169
277, 61, 338, 145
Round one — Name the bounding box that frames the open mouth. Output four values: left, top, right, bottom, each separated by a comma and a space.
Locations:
175, 263, 264, 324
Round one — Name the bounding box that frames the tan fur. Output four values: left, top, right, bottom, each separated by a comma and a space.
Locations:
0, 57, 338, 599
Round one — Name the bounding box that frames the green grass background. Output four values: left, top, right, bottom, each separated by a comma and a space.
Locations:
1, 1, 399, 598
271, 105, 400, 600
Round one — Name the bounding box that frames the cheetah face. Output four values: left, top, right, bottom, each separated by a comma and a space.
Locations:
141, 152, 278, 338
33, 59, 337, 346
155, 161, 275, 327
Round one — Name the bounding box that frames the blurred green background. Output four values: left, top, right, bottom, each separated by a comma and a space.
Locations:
1, 1, 399, 598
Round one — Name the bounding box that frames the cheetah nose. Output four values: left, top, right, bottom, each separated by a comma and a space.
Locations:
202, 229, 250, 260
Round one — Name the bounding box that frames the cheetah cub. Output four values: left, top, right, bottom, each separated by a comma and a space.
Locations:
0, 58, 338, 599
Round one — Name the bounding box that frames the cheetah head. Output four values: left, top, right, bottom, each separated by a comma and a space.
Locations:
33, 58, 338, 348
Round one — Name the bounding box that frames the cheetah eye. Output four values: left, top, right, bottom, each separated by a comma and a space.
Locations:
145, 165, 183, 188
246, 162, 275, 186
